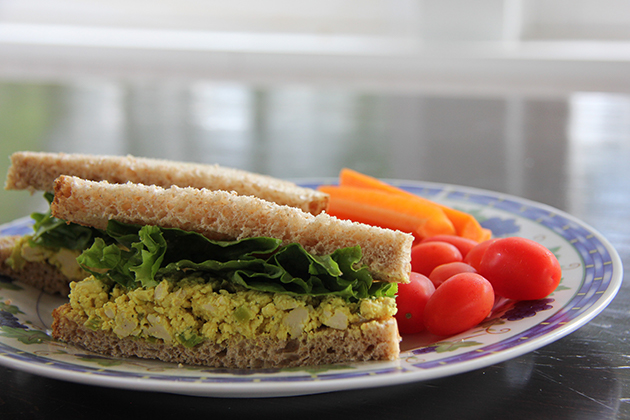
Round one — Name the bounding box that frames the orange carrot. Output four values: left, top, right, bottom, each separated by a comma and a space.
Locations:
338, 168, 491, 242
339, 168, 406, 196
318, 185, 456, 239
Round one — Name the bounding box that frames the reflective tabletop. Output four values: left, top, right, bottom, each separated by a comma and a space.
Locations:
0, 80, 628, 419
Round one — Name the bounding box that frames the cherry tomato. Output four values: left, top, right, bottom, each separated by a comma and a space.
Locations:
423, 273, 495, 336
395, 272, 435, 334
411, 242, 463, 277
429, 261, 477, 289
463, 238, 500, 270
477, 237, 562, 300
421, 235, 479, 258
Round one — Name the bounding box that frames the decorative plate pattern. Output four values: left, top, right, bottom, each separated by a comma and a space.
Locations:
0, 181, 622, 398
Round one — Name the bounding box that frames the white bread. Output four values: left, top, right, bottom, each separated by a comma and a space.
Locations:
51, 303, 400, 369
5, 151, 328, 215
52, 175, 413, 283
0, 235, 71, 295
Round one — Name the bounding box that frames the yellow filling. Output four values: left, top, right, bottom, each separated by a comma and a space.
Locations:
7, 236, 87, 280
69, 276, 397, 347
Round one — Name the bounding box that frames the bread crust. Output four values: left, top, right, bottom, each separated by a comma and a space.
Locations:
51, 303, 400, 369
0, 235, 70, 295
5, 151, 328, 215
52, 176, 412, 283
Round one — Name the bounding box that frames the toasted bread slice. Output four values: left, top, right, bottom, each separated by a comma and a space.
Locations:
52, 175, 413, 283
51, 303, 400, 369
5, 151, 328, 215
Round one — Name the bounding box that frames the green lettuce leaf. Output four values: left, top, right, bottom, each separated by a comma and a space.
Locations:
77, 220, 396, 300
29, 192, 103, 250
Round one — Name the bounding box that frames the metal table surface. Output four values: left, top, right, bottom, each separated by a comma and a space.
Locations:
0, 81, 628, 419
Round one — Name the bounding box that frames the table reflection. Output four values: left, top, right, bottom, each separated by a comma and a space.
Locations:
1, 80, 630, 227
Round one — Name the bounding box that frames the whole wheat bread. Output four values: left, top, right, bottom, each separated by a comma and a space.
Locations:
5, 151, 328, 215
52, 303, 400, 368
52, 176, 413, 283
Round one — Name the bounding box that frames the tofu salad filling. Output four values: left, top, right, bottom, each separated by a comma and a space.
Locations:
70, 275, 396, 346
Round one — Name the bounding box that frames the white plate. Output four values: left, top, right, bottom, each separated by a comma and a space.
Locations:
0, 180, 622, 398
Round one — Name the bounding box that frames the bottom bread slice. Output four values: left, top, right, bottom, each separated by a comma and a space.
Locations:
52, 303, 401, 369
0, 235, 71, 295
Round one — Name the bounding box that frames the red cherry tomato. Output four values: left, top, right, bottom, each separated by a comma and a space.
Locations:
423, 272, 495, 336
411, 242, 463, 277
395, 272, 435, 334
477, 237, 562, 301
421, 235, 479, 258
429, 261, 477, 289
463, 238, 500, 270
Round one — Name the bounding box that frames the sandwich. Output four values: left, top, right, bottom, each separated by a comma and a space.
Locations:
1, 151, 328, 294
49, 175, 412, 368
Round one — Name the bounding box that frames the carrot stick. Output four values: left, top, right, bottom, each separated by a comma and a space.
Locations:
318, 185, 456, 239
339, 168, 406, 196
338, 168, 491, 242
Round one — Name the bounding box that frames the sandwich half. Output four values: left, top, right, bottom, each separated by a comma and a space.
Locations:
50, 176, 413, 368
1, 151, 329, 294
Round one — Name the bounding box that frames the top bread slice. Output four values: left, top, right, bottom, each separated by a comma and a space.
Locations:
5, 151, 328, 215
52, 175, 413, 283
